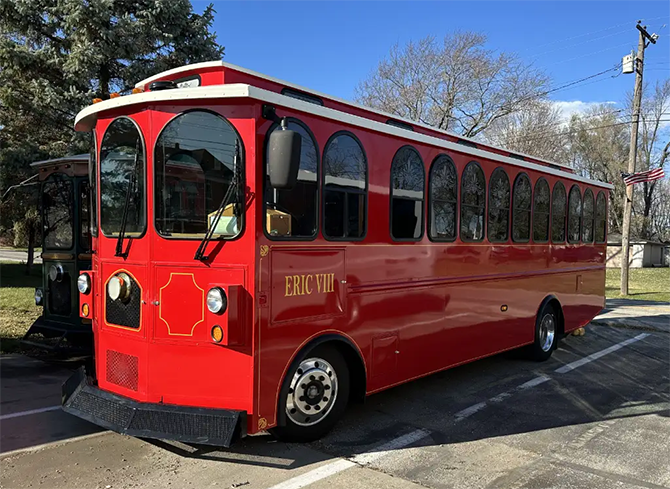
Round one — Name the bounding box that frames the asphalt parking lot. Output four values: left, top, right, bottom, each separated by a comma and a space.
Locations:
1, 301, 669, 489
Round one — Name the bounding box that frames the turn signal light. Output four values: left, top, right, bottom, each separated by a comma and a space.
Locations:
82, 303, 90, 317
211, 325, 224, 343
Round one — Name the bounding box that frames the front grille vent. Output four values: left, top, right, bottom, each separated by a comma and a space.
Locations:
106, 350, 139, 391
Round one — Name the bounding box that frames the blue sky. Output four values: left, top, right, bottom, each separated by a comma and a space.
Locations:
198, 1, 669, 118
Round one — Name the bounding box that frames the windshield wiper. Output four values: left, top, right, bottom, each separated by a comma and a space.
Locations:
115, 142, 140, 258
194, 140, 242, 261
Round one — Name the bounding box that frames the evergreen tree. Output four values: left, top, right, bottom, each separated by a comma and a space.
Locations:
0, 0, 224, 241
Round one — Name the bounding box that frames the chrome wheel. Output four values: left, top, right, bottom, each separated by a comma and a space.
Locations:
286, 357, 338, 427
539, 313, 556, 352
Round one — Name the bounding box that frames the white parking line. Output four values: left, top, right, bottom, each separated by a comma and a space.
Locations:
554, 333, 649, 373
267, 429, 429, 489
454, 334, 649, 423
0, 405, 60, 421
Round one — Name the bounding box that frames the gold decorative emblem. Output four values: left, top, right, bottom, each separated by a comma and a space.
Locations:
258, 417, 268, 430
260, 245, 269, 257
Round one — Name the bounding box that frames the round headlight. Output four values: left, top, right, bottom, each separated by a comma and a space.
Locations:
49, 264, 64, 282
108, 272, 131, 301
34, 288, 44, 306
77, 273, 91, 294
206, 287, 227, 314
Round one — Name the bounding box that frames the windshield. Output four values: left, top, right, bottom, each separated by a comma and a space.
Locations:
43, 174, 73, 249
154, 110, 243, 238
100, 117, 146, 236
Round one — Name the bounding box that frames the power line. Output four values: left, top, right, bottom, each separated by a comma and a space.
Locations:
529, 28, 631, 59
508, 118, 670, 144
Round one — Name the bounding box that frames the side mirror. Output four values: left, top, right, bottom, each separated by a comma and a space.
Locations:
268, 120, 301, 189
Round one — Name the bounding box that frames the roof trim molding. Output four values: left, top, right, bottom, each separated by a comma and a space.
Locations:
74, 83, 613, 190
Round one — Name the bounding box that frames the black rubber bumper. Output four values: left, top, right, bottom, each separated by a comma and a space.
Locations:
62, 367, 246, 447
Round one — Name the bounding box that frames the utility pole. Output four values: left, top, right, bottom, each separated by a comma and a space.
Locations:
620, 21, 656, 295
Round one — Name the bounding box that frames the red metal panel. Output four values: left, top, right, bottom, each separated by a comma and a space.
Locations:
269, 249, 346, 324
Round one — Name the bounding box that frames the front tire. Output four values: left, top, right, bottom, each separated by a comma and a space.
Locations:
270, 346, 349, 442
527, 303, 559, 361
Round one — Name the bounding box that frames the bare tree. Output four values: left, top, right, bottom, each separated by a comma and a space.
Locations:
629, 80, 670, 239
483, 100, 569, 161
355, 32, 550, 137
568, 105, 629, 235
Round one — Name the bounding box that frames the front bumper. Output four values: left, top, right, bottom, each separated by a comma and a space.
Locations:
62, 368, 246, 447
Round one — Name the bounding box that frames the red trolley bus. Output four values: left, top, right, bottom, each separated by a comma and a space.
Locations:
63, 61, 611, 447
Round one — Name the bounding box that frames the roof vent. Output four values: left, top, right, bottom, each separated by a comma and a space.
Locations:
457, 139, 478, 149
149, 81, 177, 91
386, 119, 414, 131
281, 88, 323, 106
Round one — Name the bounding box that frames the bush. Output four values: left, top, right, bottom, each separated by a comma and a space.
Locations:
12, 208, 40, 248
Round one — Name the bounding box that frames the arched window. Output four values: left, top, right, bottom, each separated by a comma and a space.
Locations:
460, 162, 485, 241
429, 155, 457, 241
265, 119, 319, 238
582, 188, 595, 243
100, 117, 145, 237
568, 185, 582, 243
551, 182, 566, 243
323, 132, 367, 239
390, 146, 424, 240
595, 191, 607, 243
512, 173, 532, 242
487, 167, 510, 242
532, 178, 550, 242
155, 111, 243, 238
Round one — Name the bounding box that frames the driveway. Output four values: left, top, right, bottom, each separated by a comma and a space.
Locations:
1, 300, 669, 489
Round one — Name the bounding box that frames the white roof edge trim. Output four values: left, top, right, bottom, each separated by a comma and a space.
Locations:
248, 86, 613, 190
134, 60, 572, 171
72, 82, 613, 190
30, 154, 89, 167
73, 84, 251, 131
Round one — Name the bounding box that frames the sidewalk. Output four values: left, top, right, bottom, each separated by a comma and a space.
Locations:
592, 298, 670, 334
0, 249, 42, 264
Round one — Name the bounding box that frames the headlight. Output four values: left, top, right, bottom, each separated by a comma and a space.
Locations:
108, 272, 131, 301
49, 264, 64, 282
206, 287, 227, 314
77, 273, 91, 294
35, 288, 44, 306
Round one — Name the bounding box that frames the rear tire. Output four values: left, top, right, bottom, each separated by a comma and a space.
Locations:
527, 303, 559, 362
270, 345, 349, 443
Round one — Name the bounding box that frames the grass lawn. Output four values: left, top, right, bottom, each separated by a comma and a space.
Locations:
606, 267, 670, 302
0, 261, 42, 353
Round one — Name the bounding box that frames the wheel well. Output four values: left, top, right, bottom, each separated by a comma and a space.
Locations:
276, 335, 367, 427
541, 296, 565, 337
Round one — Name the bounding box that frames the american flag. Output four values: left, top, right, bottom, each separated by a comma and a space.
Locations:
622, 167, 665, 185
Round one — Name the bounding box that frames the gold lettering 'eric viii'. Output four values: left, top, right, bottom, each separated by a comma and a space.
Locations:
285, 273, 335, 297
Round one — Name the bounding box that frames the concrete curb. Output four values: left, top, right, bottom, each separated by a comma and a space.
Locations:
591, 319, 668, 334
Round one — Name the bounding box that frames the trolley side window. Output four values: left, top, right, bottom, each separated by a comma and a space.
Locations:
323, 132, 367, 240
429, 155, 458, 242
265, 119, 319, 239
567, 184, 582, 244
533, 178, 550, 242
551, 182, 567, 243
595, 191, 607, 243
460, 162, 485, 242
390, 146, 425, 241
154, 110, 243, 239
512, 173, 532, 243
487, 167, 510, 243
582, 188, 595, 244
